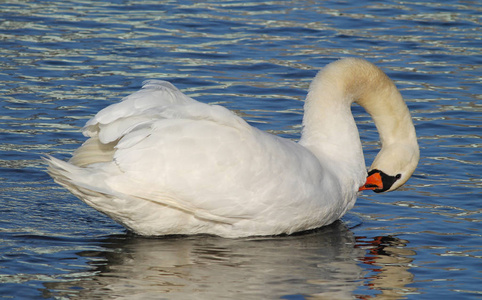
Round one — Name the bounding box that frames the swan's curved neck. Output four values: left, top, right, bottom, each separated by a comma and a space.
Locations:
299, 58, 418, 184
299, 65, 365, 179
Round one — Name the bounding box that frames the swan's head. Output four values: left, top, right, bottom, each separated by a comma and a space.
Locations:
359, 142, 419, 193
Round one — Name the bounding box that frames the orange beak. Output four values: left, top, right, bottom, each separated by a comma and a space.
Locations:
359, 172, 383, 191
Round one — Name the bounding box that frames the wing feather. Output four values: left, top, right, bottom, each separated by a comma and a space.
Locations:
83, 80, 249, 144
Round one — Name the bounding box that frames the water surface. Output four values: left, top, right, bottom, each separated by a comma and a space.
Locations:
1, 1, 481, 299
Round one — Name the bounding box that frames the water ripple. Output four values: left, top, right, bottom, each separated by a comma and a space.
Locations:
0, 0, 481, 299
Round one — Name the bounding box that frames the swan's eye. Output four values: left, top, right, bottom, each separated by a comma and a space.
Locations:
395, 174, 401, 180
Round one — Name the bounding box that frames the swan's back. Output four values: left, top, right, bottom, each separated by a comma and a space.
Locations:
72, 80, 249, 166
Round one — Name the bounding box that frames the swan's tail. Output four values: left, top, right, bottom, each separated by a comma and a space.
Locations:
43, 156, 235, 232
44, 155, 98, 194
44, 155, 77, 184
43, 155, 127, 217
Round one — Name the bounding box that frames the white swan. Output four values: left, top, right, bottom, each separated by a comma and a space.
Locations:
45, 58, 419, 238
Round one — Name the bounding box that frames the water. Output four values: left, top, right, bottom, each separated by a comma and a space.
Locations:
0, 0, 480, 299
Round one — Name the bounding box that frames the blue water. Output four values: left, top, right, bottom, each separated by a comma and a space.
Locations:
1, 0, 481, 299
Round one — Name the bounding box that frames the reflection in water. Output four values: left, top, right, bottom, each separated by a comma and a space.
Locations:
42, 222, 416, 299
356, 236, 416, 299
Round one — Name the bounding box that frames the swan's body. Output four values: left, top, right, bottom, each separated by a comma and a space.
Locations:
45, 58, 419, 238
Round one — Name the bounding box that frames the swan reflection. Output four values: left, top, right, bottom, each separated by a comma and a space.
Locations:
42, 222, 416, 299
356, 235, 417, 299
